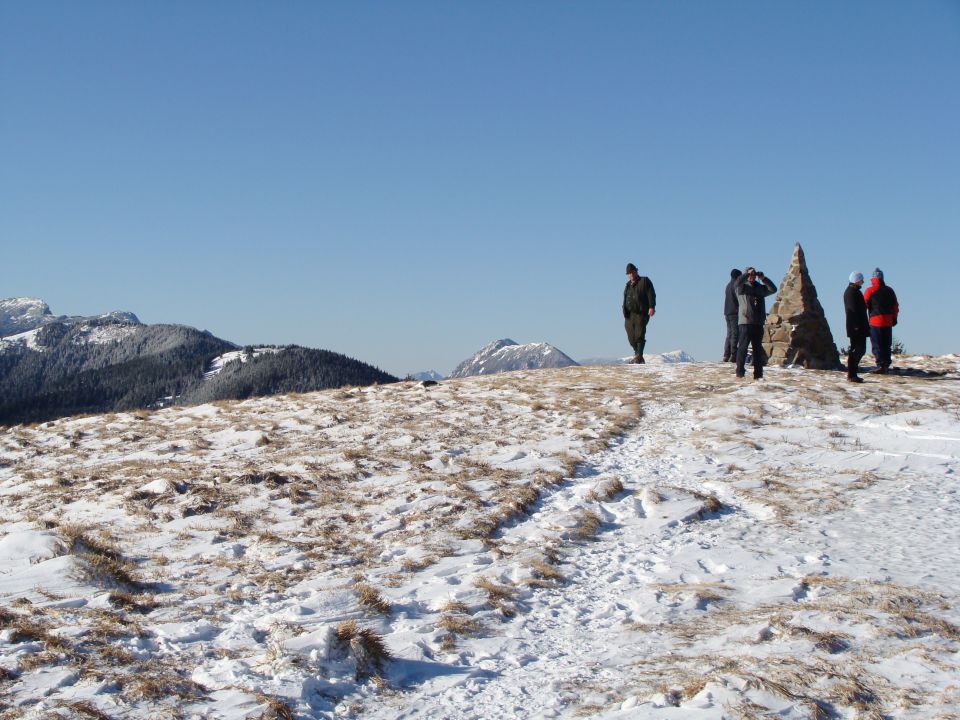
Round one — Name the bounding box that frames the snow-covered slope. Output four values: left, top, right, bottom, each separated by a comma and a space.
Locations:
2, 355, 958, 718
450, 338, 579, 378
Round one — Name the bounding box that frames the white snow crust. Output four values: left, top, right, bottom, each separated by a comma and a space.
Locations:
1, 355, 959, 718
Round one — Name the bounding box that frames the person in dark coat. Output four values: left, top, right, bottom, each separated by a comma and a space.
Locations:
622, 262, 656, 364
844, 272, 868, 383
862, 268, 899, 373
723, 268, 743, 361
735, 267, 777, 379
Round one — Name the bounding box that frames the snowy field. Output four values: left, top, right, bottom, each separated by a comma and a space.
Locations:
1, 356, 959, 719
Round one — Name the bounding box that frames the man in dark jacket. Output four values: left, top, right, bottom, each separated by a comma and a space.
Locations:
862, 268, 899, 374
844, 272, 868, 383
623, 262, 656, 364
735, 267, 777, 379
723, 268, 742, 361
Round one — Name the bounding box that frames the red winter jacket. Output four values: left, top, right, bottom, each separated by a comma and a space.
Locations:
863, 277, 899, 328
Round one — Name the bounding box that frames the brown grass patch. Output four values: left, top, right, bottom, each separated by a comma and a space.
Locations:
574, 508, 602, 540
474, 576, 517, 616
334, 620, 393, 679
354, 582, 392, 615
586, 477, 625, 502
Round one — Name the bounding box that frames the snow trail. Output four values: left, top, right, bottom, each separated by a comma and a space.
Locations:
362, 366, 960, 719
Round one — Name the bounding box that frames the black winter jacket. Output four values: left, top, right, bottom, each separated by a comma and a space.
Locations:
844, 283, 868, 339
623, 277, 656, 318
724, 277, 741, 317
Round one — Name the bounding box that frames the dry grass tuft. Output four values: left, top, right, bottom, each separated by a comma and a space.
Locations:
474, 576, 517, 616
586, 476, 625, 502
354, 582, 392, 615
58, 523, 142, 590
58, 700, 113, 719
118, 666, 205, 702
688, 490, 722, 517
255, 693, 296, 720
334, 620, 393, 679
438, 612, 483, 637
574, 508, 603, 540
527, 558, 565, 585
107, 590, 157, 613
400, 556, 436, 573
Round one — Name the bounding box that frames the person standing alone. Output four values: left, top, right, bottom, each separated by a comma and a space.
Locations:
844, 272, 868, 383
723, 268, 743, 361
735, 267, 777, 379
862, 268, 899, 374
623, 262, 656, 364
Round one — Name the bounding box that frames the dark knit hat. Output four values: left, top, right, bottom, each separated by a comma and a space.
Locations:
872, 268, 884, 280
730, 268, 742, 279
626, 263, 638, 274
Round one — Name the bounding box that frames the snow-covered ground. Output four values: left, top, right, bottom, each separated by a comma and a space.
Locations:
1, 356, 959, 719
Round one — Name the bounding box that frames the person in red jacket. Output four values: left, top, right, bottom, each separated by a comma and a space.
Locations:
862, 268, 899, 374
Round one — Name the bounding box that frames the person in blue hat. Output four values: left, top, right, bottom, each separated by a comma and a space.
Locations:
862, 268, 899, 373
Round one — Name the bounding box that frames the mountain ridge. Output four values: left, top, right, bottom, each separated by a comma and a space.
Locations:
0, 297, 398, 425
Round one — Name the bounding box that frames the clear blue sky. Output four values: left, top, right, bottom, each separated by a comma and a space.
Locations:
2, 1, 958, 376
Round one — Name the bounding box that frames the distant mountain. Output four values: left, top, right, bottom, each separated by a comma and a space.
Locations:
450, 339, 579, 378
0, 296, 140, 338
579, 350, 696, 366
409, 370, 445, 382
0, 298, 398, 425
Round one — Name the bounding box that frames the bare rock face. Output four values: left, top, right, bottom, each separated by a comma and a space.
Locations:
763, 244, 841, 370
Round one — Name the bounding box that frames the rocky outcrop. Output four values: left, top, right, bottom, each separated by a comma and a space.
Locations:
1, 297, 141, 339
0, 297, 53, 337
762, 244, 841, 370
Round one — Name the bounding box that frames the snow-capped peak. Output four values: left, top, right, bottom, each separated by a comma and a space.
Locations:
449, 338, 579, 378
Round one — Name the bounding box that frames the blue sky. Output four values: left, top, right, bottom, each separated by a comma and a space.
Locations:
2, 1, 958, 377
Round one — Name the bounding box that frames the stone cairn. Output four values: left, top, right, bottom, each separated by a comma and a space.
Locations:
762, 243, 841, 370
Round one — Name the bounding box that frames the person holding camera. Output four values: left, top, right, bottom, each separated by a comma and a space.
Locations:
734, 266, 777, 379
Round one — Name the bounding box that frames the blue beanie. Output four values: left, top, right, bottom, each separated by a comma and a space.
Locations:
849, 271, 863, 284
872, 268, 884, 280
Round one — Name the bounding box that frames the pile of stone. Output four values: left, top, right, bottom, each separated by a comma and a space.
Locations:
762, 243, 841, 370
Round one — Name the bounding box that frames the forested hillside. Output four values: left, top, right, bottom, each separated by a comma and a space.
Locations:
0, 318, 397, 425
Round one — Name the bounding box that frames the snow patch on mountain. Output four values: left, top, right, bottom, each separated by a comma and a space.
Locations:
449, 338, 579, 378
204, 347, 284, 379
0, 327, 45, 353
